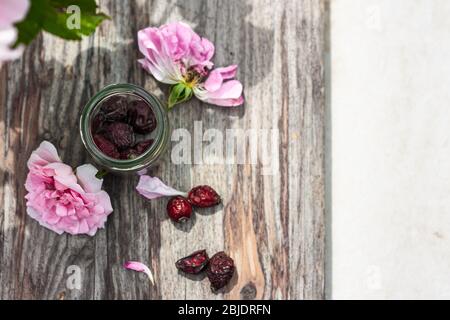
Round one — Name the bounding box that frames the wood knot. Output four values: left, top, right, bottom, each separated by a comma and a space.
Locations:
240, 282, 257, 300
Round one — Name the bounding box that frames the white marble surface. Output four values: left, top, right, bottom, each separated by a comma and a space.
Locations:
330, 0, 450, 299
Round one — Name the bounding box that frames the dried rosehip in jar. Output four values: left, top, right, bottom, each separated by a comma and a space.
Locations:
175, 250, 209, 274
134, 139, 154, 154
128, 100, 157, 134
91, 112, 106, 134
188, 185, 221, 208
99, 95, 128, 121
207, 251, 235, 291
104, 122, 135, 150
93, 134, 120, 159
167, 196, 192, 222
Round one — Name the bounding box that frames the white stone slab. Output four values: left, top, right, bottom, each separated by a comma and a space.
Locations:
330, 0, 450, 299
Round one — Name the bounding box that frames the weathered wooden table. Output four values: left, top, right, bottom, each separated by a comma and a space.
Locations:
0, 0, 325, 299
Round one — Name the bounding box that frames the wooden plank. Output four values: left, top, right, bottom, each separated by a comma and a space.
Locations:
0, 0, 325, 299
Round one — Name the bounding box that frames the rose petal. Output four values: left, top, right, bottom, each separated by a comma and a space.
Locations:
55, 203, 68, 217
76, 164, 103, 193
27, 141, 61, 169
204, 95, 245, 107
95, 191, 114, 215
137, 168, 148, 176
216, 65, 238, 80
204, 69, 223, 92
0, 0, 29, 28
136, 175, 186, 200
206, 80, 243, 100
137, 27, 184, 84
194, 80, 244, 107
78, 219, 90, 234
27, 207, 64, 235
124, 261, 155, 285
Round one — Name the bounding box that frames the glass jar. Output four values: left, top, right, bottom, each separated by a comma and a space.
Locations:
80, 83, 170, 174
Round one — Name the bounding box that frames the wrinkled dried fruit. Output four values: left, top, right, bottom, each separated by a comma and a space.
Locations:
135, 139, 154, 154
175, 250, 209, 274
128, 100, 157, 134
93, 134, 120, 159
167, 196, 192, 222
188, 185, 221, 208
100, 95, 128, 121
207, 251, 235, 291
104, 122, 135, 149
118, 140, 154, 160
91, 112, 106, 134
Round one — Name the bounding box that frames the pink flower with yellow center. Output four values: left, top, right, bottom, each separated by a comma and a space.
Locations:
137, 22, 244, 108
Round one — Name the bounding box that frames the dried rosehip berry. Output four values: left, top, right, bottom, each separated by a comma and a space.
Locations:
91, 112, 106, 134
93, 134, 120, 159
175, 250, 209, 274
167, 196, 192, 222
128, 100, 157, 134
135, 139, 154, 154
104, 122, 135, 150
207, 252, 235, 291
188, 185, 221, 208
100, 95, 128, 121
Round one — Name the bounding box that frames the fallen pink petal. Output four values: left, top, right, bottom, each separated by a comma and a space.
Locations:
136, 175, 186, 199
124, 261, 155, 285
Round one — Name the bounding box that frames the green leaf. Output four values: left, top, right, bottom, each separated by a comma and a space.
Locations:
168, 83, 193, 109
95, 169, 108, 179
14, 0, 109, 46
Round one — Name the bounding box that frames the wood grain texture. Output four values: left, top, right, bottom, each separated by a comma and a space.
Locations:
0, 0, 325, 299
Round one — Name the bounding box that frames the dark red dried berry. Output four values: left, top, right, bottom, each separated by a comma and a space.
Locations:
207, 252, 235, 291
167, 196, 192, 222
93, 134, 120, 159
128, 100, 157, 134
104, 122, 135, 150
91, 112, 106, 134
175, 250, 209, 274
118, 139, 154, 160
188, 185, 221, 208
100, 95, 128, 121
135, 139, 154, 154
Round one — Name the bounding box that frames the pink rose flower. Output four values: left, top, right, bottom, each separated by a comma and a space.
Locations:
0, 0, 29, 63
25, 141, 113, 236
137, 22, 244, 108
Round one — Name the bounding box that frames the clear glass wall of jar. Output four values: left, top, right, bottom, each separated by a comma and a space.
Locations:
80, 83, 170, 174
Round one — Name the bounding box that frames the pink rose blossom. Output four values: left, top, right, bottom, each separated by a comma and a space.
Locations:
0, 0, 29, 63
137, 22, 244, 108
25, 141, 113, 236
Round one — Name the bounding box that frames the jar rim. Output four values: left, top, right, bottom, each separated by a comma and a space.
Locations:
80, 83, 170, 172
